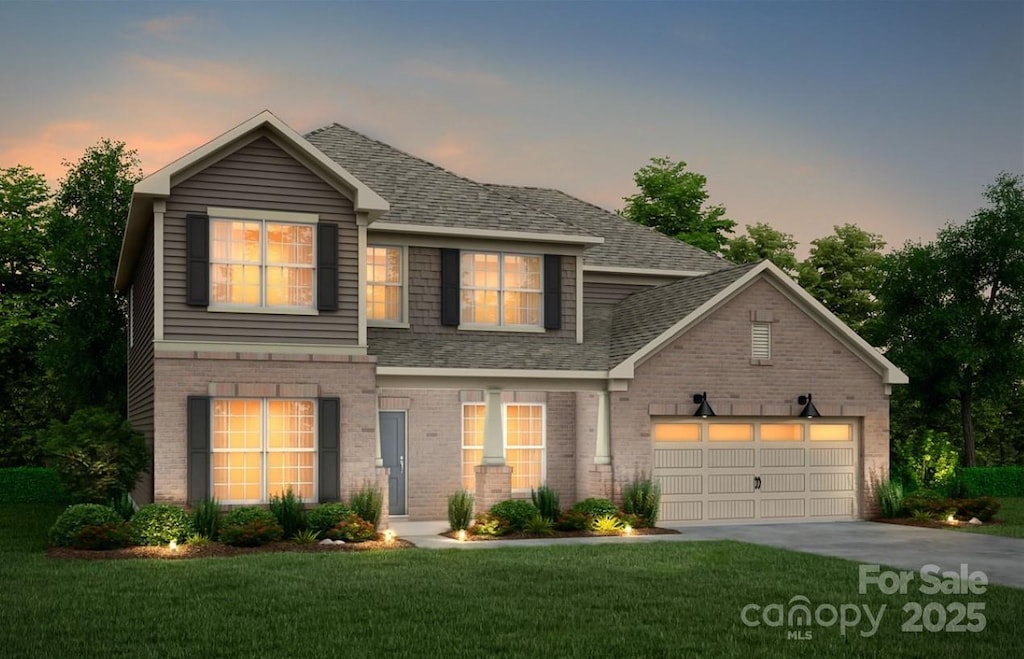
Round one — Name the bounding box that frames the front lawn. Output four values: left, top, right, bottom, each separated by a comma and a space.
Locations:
955, 497, 1024, 538
1, 504, 1021, 658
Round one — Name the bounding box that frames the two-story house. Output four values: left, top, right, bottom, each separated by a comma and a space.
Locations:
115, 111, 906, 527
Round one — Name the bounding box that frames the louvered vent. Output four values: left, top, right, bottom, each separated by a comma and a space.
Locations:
751, 322, 771, 360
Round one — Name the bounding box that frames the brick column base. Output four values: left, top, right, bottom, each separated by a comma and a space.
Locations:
474, 465, 512, 511
375, 466, 390, 531
586, 464, 614, 503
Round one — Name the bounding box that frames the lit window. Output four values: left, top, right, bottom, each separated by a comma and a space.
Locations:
210, 220, 314, 308
652, 423, 700, 442
708, 423, 754, 442
461, 403, 545, 491
752, 322, 771, 360
461, 252, 542, 327
760, 424, 803, 441
212, 399, 316, 503
367, 246, 403, 322
809, 424, 852, 441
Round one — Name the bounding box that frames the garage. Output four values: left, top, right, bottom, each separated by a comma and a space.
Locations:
651, 419, 859, 523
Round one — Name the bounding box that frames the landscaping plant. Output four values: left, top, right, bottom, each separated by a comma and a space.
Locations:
489, 499, 539, 532
292, 528, 320, 544
109, 491, 135, 521
269, 487, 306, 538
71, 521, 133, 550
191, 497, 222, 540
219, 507, 283, 547
131, 503, 194, 545
524, 513, 554, 536
447, 489, 474, 531
554, 508, 590, 531
48, 503, 123, 547
326, 513, 377, 542
569, 498, 618, 520
306, 502, 354, 536
622, 474, 661, 527
873, 476, 905, 519
349, 483, 383, 529
530, 485, 560, 522
591, 514, 624, 534
472, 512, 507, 536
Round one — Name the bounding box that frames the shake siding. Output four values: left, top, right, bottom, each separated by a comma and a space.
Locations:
368, 246, 577, 342
163, 134, 359, 344
583, 281, 651, 305
128, 227, 156, 504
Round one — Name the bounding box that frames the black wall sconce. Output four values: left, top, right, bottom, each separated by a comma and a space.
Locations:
797, 394, 820, 418
692, 392, 716, 418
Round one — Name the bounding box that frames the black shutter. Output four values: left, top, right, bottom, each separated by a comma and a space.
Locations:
187, 396, 211, 504
318, 397, 341, 502
317, 223, 338, 311
440, 248, 460, 326
185, 214, 210, 306
544, 254, 562, 330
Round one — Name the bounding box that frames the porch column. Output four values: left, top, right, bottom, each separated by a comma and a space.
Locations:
475, 388, 512, 510
482, 388, 505, 465
374, 391, 384, 467
595, 390, 611, 464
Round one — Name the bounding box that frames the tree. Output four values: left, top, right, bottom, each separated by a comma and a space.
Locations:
875, 173, 1024, 467
722, 222, 798, 274
43, 139, 142, 414
797, 224, 885, 335
622, 157, 736, 253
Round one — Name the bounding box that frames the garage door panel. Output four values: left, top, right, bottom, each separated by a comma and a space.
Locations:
810, 497, 855, 517
708, 474, 754, 494
661, 501, 702, 521
708, 499, 755, 520
658, 474, 702, 495
654, 449, 701, 469
760, 498, 806, 518
708, 448, 754, 468
809, 472, 854, 492
810, 448, 854, 467
761, 473, 805, 493
760, 448, 805, 467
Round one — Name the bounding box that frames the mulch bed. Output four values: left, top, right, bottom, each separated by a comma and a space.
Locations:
47, 538, 416, 561
440, 527, 680, 541
874, 518, 1002, 530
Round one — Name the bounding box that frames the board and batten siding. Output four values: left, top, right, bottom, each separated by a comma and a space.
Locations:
163, 134, 359, 344
583, 281, 651, 305
128, 226, 156, 504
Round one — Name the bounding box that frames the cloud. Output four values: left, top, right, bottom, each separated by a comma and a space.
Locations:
0, 121, 101, 181
123, 54, 271, 96
136, 14, 197, 40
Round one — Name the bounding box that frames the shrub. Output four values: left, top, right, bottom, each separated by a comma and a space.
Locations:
903, 493, 957, 520
70, 521, 133, 550
618, 512, 644, 529
0, 467, 67, 504
591, 514, 624, 534
570, 498, 618, 519
131, 504, 194, 545
220, 507, 283, 547
447, 490, 475, 531
892, 429, 959, 492
472, 512, 507, 536
109, 491, 135, 521
960, 467, 1024, 497
622, 475, 661, 527
530, 485, 560, 522
554, 509, 590, 531
489, 499, 539, 532
873, 476, 905, 519
306, 502, 354, 536
349, 484, 384, 530
293, 528, 320, 544
524, 514, 554, 536
955, 497, 1001, 522
192, 498, 222, 540
49, 504, 122, 547
269, 488, 306, 538
185, 532, 210, 547
326, 513, 377, 543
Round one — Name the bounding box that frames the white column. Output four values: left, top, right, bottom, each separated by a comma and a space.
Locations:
374, 390, 384, 467
482, 388, 505, 465
595, 391, 611, 465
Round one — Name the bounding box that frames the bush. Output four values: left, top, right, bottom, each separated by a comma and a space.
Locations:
960, 467, 1024, 497
447, 490, 474, 531
109, 491, 135, 521
49, 503, 122, 547
591, 514, 624, 534
269, 488, 306, 538
873, 476, 905, 519
42, 408, 149, 503
622, 475, 661, 527
472, 512, 507, 536
71, 522, 133, 550
306, 502, 354, 536
192, 498, 222, 540
0, 467, 67, 504
131, 504, 194, 545
349, 484, 383, 530
570, 498, 618, 519
220, 507, 283, 547
530, 485, 560, 522
892, 429, 959, 492
956, 497, 1001, 522
903, 493, 957, 520
489, 499, 539, 532
524, 513, 554, 536
326, 513, 377, 543
554, 509, 590, 531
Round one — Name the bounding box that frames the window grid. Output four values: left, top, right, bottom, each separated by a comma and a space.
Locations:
210, 219, 315, 309
461, 404, 486, 490
367, 246, 404, 322
460, 403, 546, 492
461, 252, 542, 327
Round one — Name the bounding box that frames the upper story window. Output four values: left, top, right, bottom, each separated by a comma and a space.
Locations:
367, 245, 404, 324
461, 252, 542, 328
210, 219, 314, 309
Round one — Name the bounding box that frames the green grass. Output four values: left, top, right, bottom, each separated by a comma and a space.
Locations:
1, 504, 1022, 658
954, 497, 1024, 538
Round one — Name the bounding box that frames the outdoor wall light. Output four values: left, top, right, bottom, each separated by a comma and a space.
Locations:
383, 529, 395, 544
797, 394, 820, 419
692, 392, 716, 418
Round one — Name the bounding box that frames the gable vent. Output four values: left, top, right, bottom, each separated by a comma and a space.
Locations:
752, 322, 771, 360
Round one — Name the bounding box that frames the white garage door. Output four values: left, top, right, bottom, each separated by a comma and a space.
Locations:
652, 419, 858, 523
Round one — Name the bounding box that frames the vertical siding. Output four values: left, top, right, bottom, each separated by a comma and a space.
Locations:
583, 281, 650, 305
128, 227, 155, 504
369, 246, 577, 343
163, 133, 359, 344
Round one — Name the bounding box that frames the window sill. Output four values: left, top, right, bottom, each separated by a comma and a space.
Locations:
368, 321, 410, 329
208, 305, 319, 316
750, 358, 773, 366
458, 324, 545, 334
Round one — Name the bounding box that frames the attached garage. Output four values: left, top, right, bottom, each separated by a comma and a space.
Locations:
652, 418, 859, 523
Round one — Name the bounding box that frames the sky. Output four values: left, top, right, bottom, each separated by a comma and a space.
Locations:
1, 1, 1022, 254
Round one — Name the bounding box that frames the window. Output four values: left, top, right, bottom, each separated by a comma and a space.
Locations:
752, 322, 771, 360
211, 399, 316, 503
367, 246, 404, 323
461, 403, 546, 491
652, 423, 700, 442
760, 424, 803, 441
461, 252, 542, 327
809, 424, 852, 441
708, 423, 754, 442
210, 219, 314, 309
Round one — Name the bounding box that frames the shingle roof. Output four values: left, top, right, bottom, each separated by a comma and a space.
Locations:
609, 262, 760, 365
487, 184, 729, 273
305, 124, 591, 237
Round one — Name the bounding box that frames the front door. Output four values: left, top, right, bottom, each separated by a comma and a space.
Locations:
379, 411, 407, 516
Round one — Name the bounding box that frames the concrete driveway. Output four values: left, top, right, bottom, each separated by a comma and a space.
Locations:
672, 521, 1024, 589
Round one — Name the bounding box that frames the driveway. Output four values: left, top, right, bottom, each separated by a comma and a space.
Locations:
672, 521, 1024, 589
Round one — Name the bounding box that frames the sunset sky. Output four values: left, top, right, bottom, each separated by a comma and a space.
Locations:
1, 1, 1021, 254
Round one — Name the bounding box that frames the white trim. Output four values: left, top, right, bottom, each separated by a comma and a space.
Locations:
584, 265, 709, 277
153, 200, 165, 341
128, 285, 134, 349
457, 324, 546, 334
366, 243, 408, 326
207, 207, 319, 224
153, 340, 367, 355
207, 305, 319, 316
377, 367, 606, 379
365, 231, 588, 256
460, 250, 544, 330
575, 254, 584, 344
357, 221, 368, 345
370, 221, 603, 245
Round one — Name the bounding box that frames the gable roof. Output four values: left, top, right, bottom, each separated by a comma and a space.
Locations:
487, 184, 729, 274
305, 124, 600, 244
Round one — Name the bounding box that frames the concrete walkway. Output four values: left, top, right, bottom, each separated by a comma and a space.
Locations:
388, 519, 1024, 589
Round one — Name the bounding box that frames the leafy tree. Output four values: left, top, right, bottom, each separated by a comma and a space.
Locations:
43, 140, 142, 414
722, 222, 798, 274
0, 165, 50, 295
797, 224, 885, 334
622, 157, 736, 253
876, 173, 1024, 467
